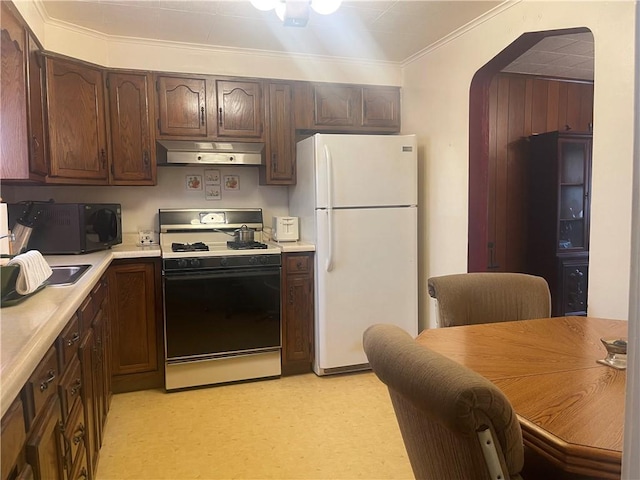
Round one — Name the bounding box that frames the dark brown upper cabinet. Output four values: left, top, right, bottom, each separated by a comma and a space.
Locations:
294, 82, 401, 133
260, 82, 295, 185
155, 75, 210, 137
0, 3, 46, 182
216, 79, 263, 139
107, 72, 156, 185
45, 56, 109, 183
312, 83, 359, 128
361, 86, 400, 130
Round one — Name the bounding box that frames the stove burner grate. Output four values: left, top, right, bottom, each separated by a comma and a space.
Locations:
172, 242, 209, 252
227, 241, 268, 250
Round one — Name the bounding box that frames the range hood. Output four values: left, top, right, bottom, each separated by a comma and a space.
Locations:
157, 140, 264, 166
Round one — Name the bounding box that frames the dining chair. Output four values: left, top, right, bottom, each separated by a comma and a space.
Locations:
363, 324, 525, 480
427, 272, 551, 327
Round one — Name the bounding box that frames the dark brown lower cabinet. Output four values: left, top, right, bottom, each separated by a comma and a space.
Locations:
1, 397, 28, 480
1, 274, 111, 480
108, 259, 164, 392
25, 395, 64, 480
281, 252, 315, 376
559, 255, 589, 316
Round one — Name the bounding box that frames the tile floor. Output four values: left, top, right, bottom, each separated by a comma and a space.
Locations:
95, 372, 413, 480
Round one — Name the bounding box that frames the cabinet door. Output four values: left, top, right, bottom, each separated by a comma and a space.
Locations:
108, 260, 163, 392
1, 397, 27, 480
91, 311, 105, 448
0, 3, 30, 180
26, 33, 47, 178
361, 86, 400, 130
261, 82, 295, 185
313, 84, 359, 128
216, 79, 263, 138
281, 253, 314, 375
557, 137, 591, 252
559, 257, 589, 316
156, 75, 207, 137
45, 57, 108, 182
25, 395, 64, 480
78, 329, 97, 476
107, 72, 156, 185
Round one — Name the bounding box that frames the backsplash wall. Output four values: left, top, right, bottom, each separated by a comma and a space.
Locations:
1, 166, 290, 235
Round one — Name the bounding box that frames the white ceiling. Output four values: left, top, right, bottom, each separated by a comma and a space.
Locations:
36, 0, 594, 79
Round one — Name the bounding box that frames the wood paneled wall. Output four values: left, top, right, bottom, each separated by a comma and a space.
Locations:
487, 74, 593, 273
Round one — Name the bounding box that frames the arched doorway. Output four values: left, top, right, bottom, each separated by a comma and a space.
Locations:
468, 28, 594, 272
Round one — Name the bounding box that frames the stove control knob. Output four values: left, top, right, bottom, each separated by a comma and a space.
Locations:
177, 259, 188, 269
190, 258, 201, 268
249, 256, 258, 265
220, 257, 229, 266
259, 256, 268, 264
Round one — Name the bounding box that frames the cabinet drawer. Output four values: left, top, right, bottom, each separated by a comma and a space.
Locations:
1, 396, 27, 480
23, 346, 59, 431
57, 314, 81, 373
58, 357, 82, 422
285, 255, 310, 274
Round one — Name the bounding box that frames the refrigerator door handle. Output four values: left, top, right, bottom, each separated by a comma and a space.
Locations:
324, 144, 334, 272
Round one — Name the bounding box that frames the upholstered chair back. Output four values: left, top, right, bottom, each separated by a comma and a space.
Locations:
427, 272, 551, 327
363, 324, 525, 480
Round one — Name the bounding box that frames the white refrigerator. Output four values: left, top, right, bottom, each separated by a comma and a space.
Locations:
289, 134, 418, 375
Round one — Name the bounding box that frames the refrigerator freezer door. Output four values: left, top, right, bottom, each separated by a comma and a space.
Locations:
314, 134, 417, 209
314, 206, 418, 374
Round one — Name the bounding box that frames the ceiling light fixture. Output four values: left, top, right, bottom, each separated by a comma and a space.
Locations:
250, 0, 342, 27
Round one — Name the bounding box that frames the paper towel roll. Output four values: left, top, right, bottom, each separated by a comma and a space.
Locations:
0, 203, 9, 255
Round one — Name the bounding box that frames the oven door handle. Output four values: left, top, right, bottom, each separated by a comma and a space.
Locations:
164, 268, 280, 281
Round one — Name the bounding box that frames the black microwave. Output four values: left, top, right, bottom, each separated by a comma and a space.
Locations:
8, 203, 122, 254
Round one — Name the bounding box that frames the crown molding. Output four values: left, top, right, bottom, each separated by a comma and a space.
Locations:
402, 0, 522, 67
32, 1, 402, 70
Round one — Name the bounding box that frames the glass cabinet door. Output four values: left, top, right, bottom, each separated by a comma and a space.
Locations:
557, 139, 590, 251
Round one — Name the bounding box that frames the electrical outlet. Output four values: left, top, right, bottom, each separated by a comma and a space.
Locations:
138, 230, 155, 245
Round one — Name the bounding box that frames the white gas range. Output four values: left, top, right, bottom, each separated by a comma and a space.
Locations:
158, 208, 282, 391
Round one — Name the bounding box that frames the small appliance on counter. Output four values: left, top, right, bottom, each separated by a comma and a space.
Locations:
272, 216, 299, 242
8, 202, 122, 254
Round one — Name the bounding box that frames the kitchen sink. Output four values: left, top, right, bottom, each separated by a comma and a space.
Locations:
48, 264, 92, 286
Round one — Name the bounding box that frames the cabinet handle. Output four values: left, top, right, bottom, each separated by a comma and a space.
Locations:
271, 153, 277, 171
31, 135, 40, 160
218, 107, 223, 126
200, 106, 205, 126
487, 242, 499, 270
73, 424, 85, 445
70, 378, 82, 397
39, 369, 56, 391
67, 332, 80, 346
289, 286, 295, 305
143, 149, 150, 167
100, 149, 107, 169
296, 261, 303, 269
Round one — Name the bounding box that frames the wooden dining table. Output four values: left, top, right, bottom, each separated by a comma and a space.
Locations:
416, 316, 627, 479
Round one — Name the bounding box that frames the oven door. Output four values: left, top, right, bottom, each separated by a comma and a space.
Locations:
163, 266, 281, 361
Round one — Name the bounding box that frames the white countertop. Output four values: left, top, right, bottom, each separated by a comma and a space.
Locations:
269, 241, 316, 252
0, 243, 160, 417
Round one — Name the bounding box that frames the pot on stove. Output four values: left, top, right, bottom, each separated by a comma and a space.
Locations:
214, 224, 255, 243
234, 225, 255, 243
